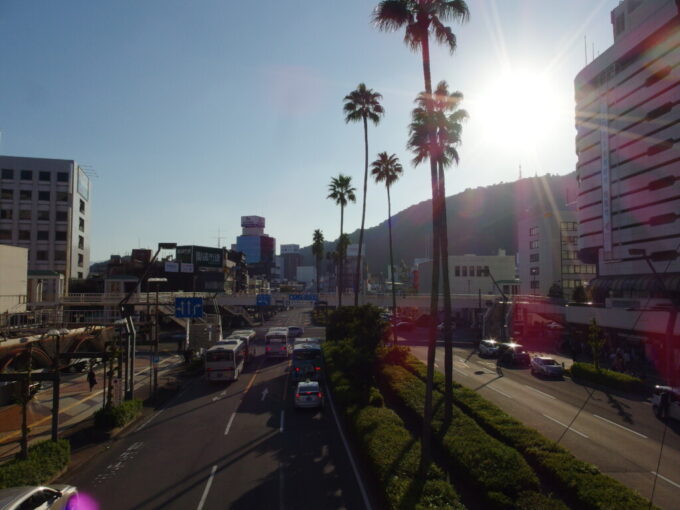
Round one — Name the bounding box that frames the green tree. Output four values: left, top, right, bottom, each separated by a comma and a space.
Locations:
548, 283, 564, 299
572, 285, 587, 303
327, 175, 356, 307
371, 152, 403, 346
312, 229, 325, 295
587, 318, 606, 371
374, 0, 469, 475
343, 84, 385, 306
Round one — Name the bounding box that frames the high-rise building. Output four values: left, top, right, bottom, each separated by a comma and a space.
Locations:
0, 155, 92, 297
280, 244, 302, 281
233, 216, 275, 277
574, 0, 679, 296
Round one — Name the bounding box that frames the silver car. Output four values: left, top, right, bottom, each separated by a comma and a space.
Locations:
0, 485, 78, 510
478, 339, 501, 357
294, 380, 324, 409
530, 356, 564, 377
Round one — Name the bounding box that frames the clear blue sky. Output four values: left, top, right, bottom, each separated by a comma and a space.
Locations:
0, 0, 618, 262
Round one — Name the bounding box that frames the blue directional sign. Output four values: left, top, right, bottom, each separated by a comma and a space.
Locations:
174, 297, 204, 318
288, 294, 318, 302
256, 294, 272, 306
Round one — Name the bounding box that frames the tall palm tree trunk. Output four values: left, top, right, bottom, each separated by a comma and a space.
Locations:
420, 32, 441, 479
316, 255, 321, 295
387, 185, 398, 346
439, 162, 453, 423
355, 116, 369, 306
339, 206, 344, 307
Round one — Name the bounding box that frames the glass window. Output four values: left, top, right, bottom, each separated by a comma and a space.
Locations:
530, 267, 540, 275
1, 169, 13, 179
37, 230, 49, 241
530, 253, 539, 262
0, 229, 11, 240
0, 209, 12, 219
37, 210, 50, 221
469, 266, 474, 276
1, 189, 12, 199
462, 266, 467, 277
476, 266, 483, 277
57, 172, 69, 183
36, 250, 48, 261
77, 253, 84, 267
529, 226, 539, 236
38, 191, 50, 201
79, 217, 85, 232
530, 280, 540, 289
78, 272, 83, 279
19, 190, 32, 200
39, 171, 51, 181
18, 230, 30, 240
454, 266, 460, 277
19, 210, 31, 220
54, 250, 66, 261
20, 170, 32, 180
56, 191, 69, 202
55, 231, 67, 241
484, 266, 489, 276
78, 235, 84, 249
79, 199, 85, 213
530, 240, 539, 249
55, 210, 68, 222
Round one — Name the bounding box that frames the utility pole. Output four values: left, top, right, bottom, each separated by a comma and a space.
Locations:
47, 329, 62, 442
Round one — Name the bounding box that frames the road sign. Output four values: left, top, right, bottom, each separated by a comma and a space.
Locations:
288, 294, 318, 302
256, 294, 271, 306
175, 297, 204, 318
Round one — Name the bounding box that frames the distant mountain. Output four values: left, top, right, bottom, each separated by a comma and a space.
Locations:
300, 173, 577, 275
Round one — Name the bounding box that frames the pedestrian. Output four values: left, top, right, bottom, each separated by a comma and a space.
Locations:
87, 366, 97, 392
658, 390, 670, 420
496, 357, 503, 377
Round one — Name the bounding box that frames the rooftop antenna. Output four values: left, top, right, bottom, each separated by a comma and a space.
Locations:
584, 35, 588, 65
215, 228, 227, 249
592, 42, 595, 61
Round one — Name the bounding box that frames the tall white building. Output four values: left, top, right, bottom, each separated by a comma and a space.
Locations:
574, 0, 680, 298
0, 156, 92, 297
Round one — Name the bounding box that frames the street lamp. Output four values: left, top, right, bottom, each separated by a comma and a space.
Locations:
45, 328, 61, 442
148, 277, 167, 397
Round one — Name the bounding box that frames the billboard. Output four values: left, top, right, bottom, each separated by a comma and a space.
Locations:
77, 167, 90, 200
175, 246, 223, 269
241, 216, 265, 228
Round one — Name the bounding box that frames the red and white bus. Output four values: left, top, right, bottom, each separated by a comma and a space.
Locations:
205, 341, 245, 382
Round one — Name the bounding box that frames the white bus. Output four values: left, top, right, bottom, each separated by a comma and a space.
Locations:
205, 341, 245, 382
265, 330, 289, 358
227, 329, 257, 362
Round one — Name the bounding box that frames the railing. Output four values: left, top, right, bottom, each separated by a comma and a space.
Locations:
60, 291, 214, 304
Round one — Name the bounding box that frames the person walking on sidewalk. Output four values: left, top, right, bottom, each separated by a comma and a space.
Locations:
496, 357, 503, 377
87, 366, 97, 392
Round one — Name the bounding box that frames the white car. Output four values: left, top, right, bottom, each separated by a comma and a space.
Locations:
530, 356, 564, 377
0, 485, 78, 510
651, 386, 680, 421
294, 380, 324, 410
478, 339, 501, 357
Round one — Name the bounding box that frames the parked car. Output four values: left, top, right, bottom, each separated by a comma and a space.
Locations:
478, 339, 501, 358
651, 385, 680, 421
498, 342, 531, 367
530, 356, 564, 377
287, 326, 304, 339
0, 485, 78, 510
394, 321, 415, 332
294, 380, 324, 410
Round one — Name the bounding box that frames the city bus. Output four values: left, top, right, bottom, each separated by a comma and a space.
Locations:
291, 341, 322, 382
265, 329, 289, 358
205, 341, 245, 382
228, 329, 257, 362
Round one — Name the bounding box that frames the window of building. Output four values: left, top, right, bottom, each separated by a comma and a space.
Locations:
56, 191, 69, 202
36, 250, 48, 261
55, 210, 68, 222
37, 231, 49, 241
1, 189, 12, 199
529, 226, 539, 236
476, 266, 483, 277
57, 172, 69, 183
0, 229, 11, 240
614, 13, 625, 36
469, 266, 474, 276
54, 250, 66, 261
37, 210, 50, 221
18, 230, 30, 240
529, 240, 539, 249
484, 266, 489, 276
1, 169, 13, 179
77, 272, 83, 279
0, 209, 12, 220
19, 190, 32, 200
530, 267, 540, 276
462, 266, 468, 277
79, 199, 85, 213
78, 235, 84, 249
19, 210, 31, 220
455, 266, 460, 277
38, 191, 50, 201
78, 217, 85, 232
530, 253, 539, 263
530, 280, 540, 289
20, 170, 33, 181
77, 254, 84, 267
39, 171, 51, 182
55, 231, 67, 241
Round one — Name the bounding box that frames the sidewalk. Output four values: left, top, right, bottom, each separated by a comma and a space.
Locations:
0, 354, 182, 462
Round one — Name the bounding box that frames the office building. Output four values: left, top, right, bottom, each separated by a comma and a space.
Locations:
0, 155, 91, 298
518, 209, 596, 297
233, 216, 275, 277
0, 245, 27, 314
280, 244, 302, 281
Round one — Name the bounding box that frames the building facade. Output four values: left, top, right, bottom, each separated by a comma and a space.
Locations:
0, 245, 27, 314
233, 216, 275, 277
0, 156, 91, 296
518, 209, 596, 297
280, 244, 302, 282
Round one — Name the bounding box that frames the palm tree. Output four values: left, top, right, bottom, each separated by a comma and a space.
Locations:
312, 229, 325, 295
327, 174, 356, 307
371, 152, 403, 346
375, 0, 469, 473
343, 84, 385, 306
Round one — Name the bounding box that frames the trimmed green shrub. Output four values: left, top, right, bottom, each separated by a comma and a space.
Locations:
570, 362, 645, 393
94, 399, 143, 430
0, 440, 70, 489
396, 350, 658, 510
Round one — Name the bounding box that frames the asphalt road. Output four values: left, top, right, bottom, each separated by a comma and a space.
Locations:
62, 307, 368, 510
405, 337, 680, 510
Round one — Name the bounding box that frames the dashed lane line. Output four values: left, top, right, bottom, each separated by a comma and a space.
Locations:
543, 414, 589, 439
487, 386, 514, 399
524, 385, 556, 400
592, 414, 647, 439
196, 465, 217, 510
224, 412, 236, 436
651, 471, 680, 490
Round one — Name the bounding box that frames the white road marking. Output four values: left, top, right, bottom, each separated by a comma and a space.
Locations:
224, 412, 236, 436
652, 471, 680, 490
487, 386, 514, 399
434, 363, 440, 368
453, 368, 467, 376
592, 414, 648, 439
261, 387, 270, 401
543, 414, 589, 439
135, 409, 164, 433
280, 410, 285, 433
525, 385, 556, 400
196, 465, 217, 510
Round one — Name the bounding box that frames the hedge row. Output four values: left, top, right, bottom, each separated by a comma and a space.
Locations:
397, 350, 658, 510
570, 362, 645, 394
94, 399, 143, 430
379, 363, 566, 510
0, 440, 70, 488
323, 343, 465, 510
